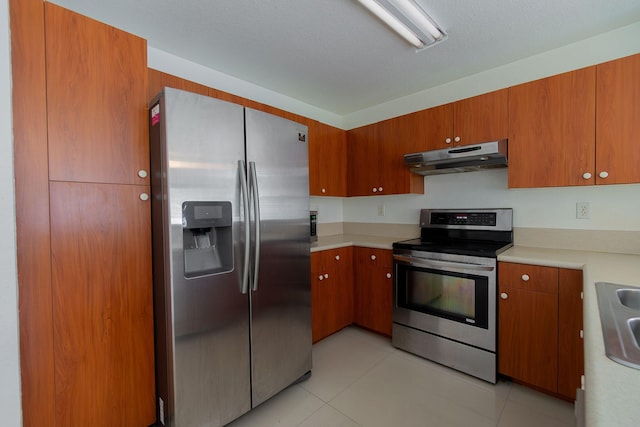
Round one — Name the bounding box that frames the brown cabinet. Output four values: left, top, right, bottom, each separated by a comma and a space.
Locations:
498, 262, 583, 400
311, 247, 354, 342
347, 120, 423, 196
418, 89, 509, 150
37, 4, 156, 426
45, 4, 149, 186
595, 53, 640, 185
50, 182, 155, 426
309, 121, 348, 196
353, 247, 393, 336
508, 67, 597, 188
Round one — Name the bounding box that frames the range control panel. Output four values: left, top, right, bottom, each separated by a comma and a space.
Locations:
430, 212, 497, 226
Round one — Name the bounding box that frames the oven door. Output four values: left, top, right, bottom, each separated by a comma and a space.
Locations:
393, 250, 497, 351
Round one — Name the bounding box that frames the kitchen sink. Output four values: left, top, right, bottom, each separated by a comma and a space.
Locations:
629, 318, 640, 348
595, 282, 640, 369
617, 289, 640, 310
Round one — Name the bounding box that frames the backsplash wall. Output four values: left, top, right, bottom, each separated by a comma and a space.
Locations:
312, 169, 640, 231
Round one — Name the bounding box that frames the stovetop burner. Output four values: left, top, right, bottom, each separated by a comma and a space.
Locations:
392, 237, 513, 258
393, 208, 513, 258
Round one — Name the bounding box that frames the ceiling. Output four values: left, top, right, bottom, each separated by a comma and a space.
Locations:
50, 0, 640, 116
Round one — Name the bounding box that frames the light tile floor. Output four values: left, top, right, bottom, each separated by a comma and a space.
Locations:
228, 326, 575, 427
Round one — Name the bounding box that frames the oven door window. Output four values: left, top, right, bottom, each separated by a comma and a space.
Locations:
396, 264, 489, 329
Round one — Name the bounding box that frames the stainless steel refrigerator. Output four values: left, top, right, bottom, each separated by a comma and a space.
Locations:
149, 87, 312, 427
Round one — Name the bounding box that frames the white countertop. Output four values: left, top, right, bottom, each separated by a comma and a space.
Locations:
499, 246, 640, 427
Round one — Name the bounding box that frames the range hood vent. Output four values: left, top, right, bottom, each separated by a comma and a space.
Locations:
405, 140, 508, 176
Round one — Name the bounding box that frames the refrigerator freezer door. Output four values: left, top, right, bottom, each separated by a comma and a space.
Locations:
245, 108, 312, 407
151, 88, 251, 426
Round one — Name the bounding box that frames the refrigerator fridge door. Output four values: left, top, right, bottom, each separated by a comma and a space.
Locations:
245, 108, 312, 407
151, 88, 251, 426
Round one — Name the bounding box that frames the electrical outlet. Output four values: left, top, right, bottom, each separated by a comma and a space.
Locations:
576, 202, 590, 219
378, 204, 386, 216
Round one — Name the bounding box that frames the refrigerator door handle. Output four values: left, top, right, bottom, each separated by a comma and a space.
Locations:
249, 161, 261, 292
239, 160, 251, 294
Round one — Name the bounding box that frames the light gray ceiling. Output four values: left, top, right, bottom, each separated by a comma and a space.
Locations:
50, 0, 640, 116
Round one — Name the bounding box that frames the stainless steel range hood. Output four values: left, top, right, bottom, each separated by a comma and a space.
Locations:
404, 140, 508, 176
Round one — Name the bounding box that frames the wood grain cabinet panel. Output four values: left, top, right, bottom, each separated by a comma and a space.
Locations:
311, 247, 354, 342
508, 67, 596, 188
347, 121, 423, 197
558, 269, 584, 400
453, 88, 509, 147
45, 3, 149, 185
499, 262, 584, 401
596, 53, 640, 185
309, 121, 347, 196
353, 248, 393, 336
50, 182, 155, 426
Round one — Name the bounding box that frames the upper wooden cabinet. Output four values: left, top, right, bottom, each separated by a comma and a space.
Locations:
508, 67, 596, 188
596, 53, 640, 185
309, 121, 347, 197
347, 119, 423, 196
452, 88, 509, 147
45, 4, 149, 185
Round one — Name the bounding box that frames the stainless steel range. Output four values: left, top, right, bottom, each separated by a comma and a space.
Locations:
392, 208, 513, 383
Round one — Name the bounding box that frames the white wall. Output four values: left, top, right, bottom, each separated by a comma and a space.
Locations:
0, 0, 23, 425
337, 170, 640, 231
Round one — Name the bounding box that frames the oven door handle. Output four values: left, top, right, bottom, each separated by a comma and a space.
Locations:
393, 254, 495, 272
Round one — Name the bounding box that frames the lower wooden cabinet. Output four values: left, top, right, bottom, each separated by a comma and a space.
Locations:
353, 247, 393, 336
498, 262, 583, 400
49, 182, 156, 426
311, 247, 354, 342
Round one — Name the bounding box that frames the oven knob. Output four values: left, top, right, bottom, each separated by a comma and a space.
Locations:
521, 274, 530, 282
500, 292, 508, 300
371, 255, 376, 261
386, 273, 392, 279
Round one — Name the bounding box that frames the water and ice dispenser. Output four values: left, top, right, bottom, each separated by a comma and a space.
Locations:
182, 201, 233, 278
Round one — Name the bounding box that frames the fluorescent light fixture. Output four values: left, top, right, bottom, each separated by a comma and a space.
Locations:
356, 0, 446, 49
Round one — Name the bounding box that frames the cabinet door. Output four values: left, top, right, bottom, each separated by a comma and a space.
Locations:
558, 269, 584, 400
453, 88, 508, 146
596, 53, 640, 185
354, 248, 393, 336
45, 4, 149, 185
347, 124, 379, 196
311, 252, 331, 343
377, 116, 424, 195
498, 263, 559, 393
330, 247, 354, 331
408, 103, 453, 151
508, 67, 596, 188
309, 121, 347, 196
50, 182, 155, 426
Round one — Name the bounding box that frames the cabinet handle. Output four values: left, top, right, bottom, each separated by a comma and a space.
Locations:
378, 187, 383, 192
599, 171, 609, 179
318, 275, 324, 281
386, 273, 392, 279
335, 255, 340, 261
500, 292, 508, 300
445, 137, 452, 144
580, 330, 584, 339
324, 273, 329, 279
138, 169, 148, 178
371, 255, 376, 261
321, 188, 326, 193
582, 172, 592, 179
454, 136, 461, 143
139, 193, 149, 201
372, 187, 378, 193
521, 274, 530, 282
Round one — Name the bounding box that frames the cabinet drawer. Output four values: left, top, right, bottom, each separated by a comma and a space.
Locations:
354, 247, 392, 269
499, 262, 558, 294
312, 246, 352, 271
